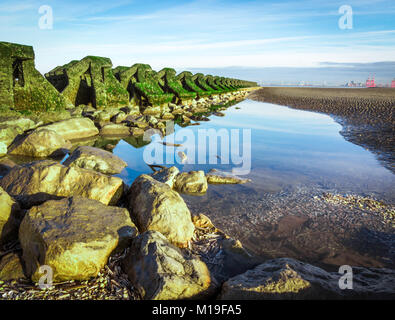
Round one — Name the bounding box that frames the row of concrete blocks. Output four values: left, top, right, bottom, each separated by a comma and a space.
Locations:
0, 41, 257, 112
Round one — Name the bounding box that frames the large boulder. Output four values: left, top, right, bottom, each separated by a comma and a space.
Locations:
128, 174, 194, 247
122, 231, 212, 300
19, 197, 138, 282
0, 186, 21, 245
0, 252, 26, 281
0, 160, 124, 208
63, 146, 127, 175
174, 171, 208, 194
36, 118, 99, 140
219, 258, 395, 300
8, 129, 72, 157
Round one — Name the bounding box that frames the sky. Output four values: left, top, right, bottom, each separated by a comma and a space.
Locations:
0, 0, 394, 85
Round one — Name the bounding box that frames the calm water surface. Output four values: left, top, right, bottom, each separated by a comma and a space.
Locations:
72, 100, 395, 268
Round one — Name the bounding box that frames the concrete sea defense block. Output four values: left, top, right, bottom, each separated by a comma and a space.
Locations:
0, 41, 72, 112
46, 56, 129, 109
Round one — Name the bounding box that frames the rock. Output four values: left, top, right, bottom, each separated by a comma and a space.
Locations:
161, 112, 174, 120
19, 197, 138, 282
63, 146, 127, 175
213, 112, 225, 117
128, 174, 194, 247
36, 118, 99, 140
100, 124, 130, 136
0, 186, 22, 246
0, 118, 36, 132
0, 124, 23, 147
111, 112, 127, 124
206, 169, 251, 184
178, 151, 187, 163
122, 231, 212, 300
130, 127, 145, 137
219, 258, 395, 300
0, 160, 124, 208
174, 171, 208, 194
8, 129, 72, 158
192, 213, 217, 230
150, 166, 180, 188
0, 142, 6, 157
0, 253, 26, 281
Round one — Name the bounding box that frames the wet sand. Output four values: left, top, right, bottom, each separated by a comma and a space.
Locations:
248, 87, 395, 173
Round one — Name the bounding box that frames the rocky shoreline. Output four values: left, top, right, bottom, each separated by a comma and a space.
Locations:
248, 87, 395, 174
1, 88, 395, 300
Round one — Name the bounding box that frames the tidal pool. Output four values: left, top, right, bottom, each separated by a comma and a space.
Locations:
107, 99, 395, 270
10, 99, 393, 270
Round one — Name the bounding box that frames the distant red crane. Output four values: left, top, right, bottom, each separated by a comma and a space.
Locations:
366, 75, 376, 88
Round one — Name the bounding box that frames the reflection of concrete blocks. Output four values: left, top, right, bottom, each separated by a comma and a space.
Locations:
46, 56, 129, 109
158, 68, 196, 104
0, 41, 72, 112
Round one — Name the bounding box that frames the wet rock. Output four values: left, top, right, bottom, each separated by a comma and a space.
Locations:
20, 197, 138, 282
206, 169, 251, 184
8, 129, 72, 158
128, 174, 194, 247
36, 118, 99, 140
0, 186, 22, 245
0, 160, 124, 208
0, 253, 26, 281
122, 231, 212, 300
150, 166, 180, 188
100, 123, 130, 136
219, 258, 395, 300
63, 146, 127, 174
174, 171, 208, 194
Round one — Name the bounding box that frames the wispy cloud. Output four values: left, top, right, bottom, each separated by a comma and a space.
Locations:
0, 0, 394, 83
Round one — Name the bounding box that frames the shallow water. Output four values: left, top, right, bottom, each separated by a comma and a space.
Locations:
9, 99, 395, 269
110, 99, 395, 269
111, 99, 395, 201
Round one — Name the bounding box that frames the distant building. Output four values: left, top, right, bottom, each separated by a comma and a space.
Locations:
391, 79, 395, 88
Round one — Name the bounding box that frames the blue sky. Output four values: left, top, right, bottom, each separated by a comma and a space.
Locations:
1, 0, 394, 84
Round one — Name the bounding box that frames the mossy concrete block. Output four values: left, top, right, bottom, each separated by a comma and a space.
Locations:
0, 41, 72, 112
158, 68, 196, 104
46, 56, 129, 109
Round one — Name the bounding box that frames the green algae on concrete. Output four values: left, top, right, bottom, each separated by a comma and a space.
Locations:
0, 42, 72, 112
45, 56, 129, 110
114, 64, 173, 106
192, 73, 221, 95
158, 68, 196, 104
206, 75, 226, 93
176, 71, 211, 98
